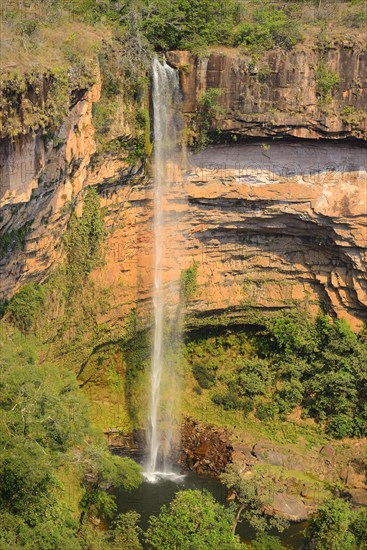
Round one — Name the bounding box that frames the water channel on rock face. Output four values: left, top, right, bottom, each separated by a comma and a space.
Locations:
114, 450, 307, 549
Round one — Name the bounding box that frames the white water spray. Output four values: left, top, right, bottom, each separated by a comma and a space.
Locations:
145, 57, 183, 483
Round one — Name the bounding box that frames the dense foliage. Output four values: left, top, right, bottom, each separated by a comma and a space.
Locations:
145, 489, 242, 549
235, 6, 302, 52
1, 2, 367, 548
305, 499, 367, 550
0, 326, 142, 549
187, 312, 367, 438
64, 186, 105, 286
3, 0, 362, 145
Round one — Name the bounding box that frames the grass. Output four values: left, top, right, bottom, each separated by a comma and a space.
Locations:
0, 19, 104, 73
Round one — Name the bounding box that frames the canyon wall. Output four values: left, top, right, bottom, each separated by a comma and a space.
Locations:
1, 47, 366, 330
168, 44, 367, 140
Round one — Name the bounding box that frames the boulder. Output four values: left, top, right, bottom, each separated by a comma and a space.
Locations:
271, 493, 310, 521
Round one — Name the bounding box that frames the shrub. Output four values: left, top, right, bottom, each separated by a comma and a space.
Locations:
6, 283, 45, 333
350, 10, 367, 28
235, 358, 271, 397
252, 534, 287, 550
265, 314, 317, 357
326, 414, 355, 439
241, 398, 254, 417
255, 402, 279, 422
235, 7, 302, 52
212, 393, 242, 411
316, 61, 340, 105
64, 186, 105, 289
193, 384, 203, 395
0, 223, 32, 260
192, 364, 216, 389
340, 106, 364, 128
275, 380, 304, 415
181, 263, 199, 301
193, 89, 223, 150
306, 499, 356, 550
145, 489, 241, 549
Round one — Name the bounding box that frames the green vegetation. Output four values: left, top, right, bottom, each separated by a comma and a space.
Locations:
6, 283, 45, 333
306, 499, 367, 549
190, 89, 224, 150
186, 312, 367, 439
181, 262, 199, 301
64, 186, 105, 287
220, 464, 288, 535
3, 186, 105, 340
107, 511, 143, 550
235, 6, 302, 52
341, 106, 365, 128
1, 2, 367, 547
1, 188, 130, 410
0, 66, 96, 139
145, 489, 241, 549
252, 534, 287, 549
140, 0, 240, 52
193, 363, 217, 389
0, 325, 143, 549
316, 60, 340, 105
1, 0, 365, 148
0, 223, 31, 260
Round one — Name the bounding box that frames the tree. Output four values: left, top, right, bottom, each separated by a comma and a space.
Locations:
145, 489, 242, 549
79, 444, 142, 519
220, 464, 288, 535
140, 0, 239, 51
0, 324, 143, 548
108, 511, 143, 550
252, 534, 287, 550
351, 509, 367, 550
5, 283, 45, 333
306, 499, 356, 550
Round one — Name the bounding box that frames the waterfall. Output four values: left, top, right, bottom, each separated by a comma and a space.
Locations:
145, 57, 183, 482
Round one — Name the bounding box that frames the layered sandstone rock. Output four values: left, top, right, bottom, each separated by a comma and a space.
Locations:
0, 74, 142, 299
183, 142, 367, 329
1, 138, 367, 329
167, 45, 367, 140
0, 51, 366, 330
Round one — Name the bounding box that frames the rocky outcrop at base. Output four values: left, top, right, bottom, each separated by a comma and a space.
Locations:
180, 418, 367, 521
180, 417, 233, 475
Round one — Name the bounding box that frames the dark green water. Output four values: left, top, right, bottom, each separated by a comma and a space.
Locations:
113, 451, 307, 548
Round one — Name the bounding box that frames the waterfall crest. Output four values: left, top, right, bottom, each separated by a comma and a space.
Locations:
145, 57, 183, 482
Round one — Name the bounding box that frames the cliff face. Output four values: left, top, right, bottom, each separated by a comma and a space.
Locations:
1, 49, 367, 330
168, 46, 367, 140
0, 74, 142, 300
184, 142, 367, 328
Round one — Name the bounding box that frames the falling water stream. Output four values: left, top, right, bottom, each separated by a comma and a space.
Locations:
145, 57, 183, 482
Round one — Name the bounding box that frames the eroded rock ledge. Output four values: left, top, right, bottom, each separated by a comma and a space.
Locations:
1, 138, 366, 330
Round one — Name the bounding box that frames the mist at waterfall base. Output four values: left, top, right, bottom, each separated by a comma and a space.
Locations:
144, 58, 184, 483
